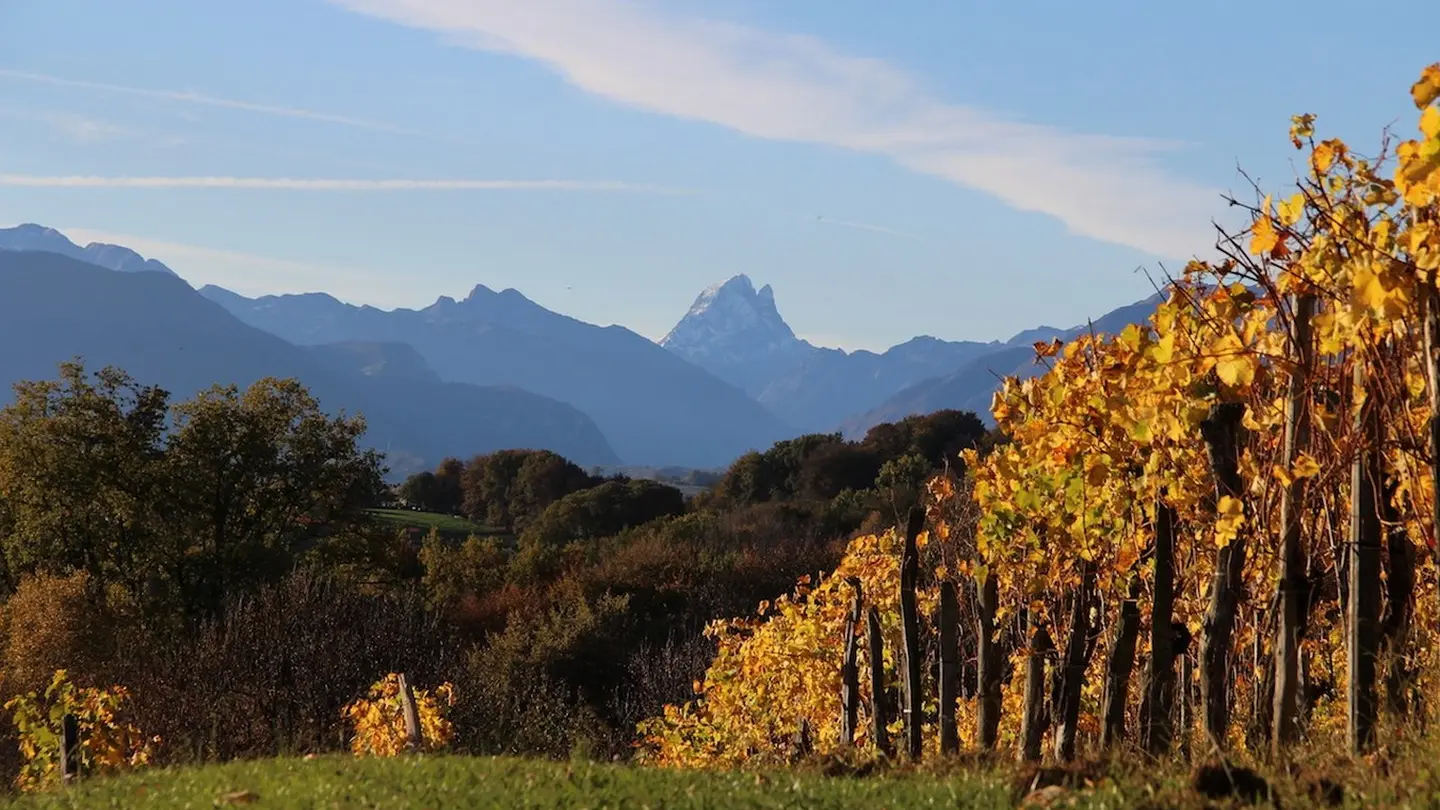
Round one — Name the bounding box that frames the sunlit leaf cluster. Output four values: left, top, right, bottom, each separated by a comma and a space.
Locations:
4, 669, 156, 792
340, 673, 456, 757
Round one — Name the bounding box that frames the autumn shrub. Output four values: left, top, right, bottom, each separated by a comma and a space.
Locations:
341, 672, 456, 756
4, 669, 154, 792
112, 569, 456, 762
0, 571, 118, 701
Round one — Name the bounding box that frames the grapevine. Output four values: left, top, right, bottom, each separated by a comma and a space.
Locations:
639, 64, 1440, 765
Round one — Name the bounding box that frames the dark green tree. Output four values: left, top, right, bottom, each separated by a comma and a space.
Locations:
0, 362, 171, 597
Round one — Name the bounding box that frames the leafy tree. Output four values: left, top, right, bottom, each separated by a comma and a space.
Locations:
511, 451, 599, 531
519, 479, 685, 550
399, 458, 467, 514
460, 450, 597, 531
0, 362, 171, 597
165, 378, 385, 613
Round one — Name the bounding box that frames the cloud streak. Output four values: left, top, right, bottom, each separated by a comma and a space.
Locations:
327, 0, 1223, 258
814, 216, 915, 239
0, 175, 686, 193
0, 68, 420, 136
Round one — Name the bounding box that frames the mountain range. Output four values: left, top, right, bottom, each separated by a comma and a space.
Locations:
0, 223, 1162, 474
659, 273, 1163, 436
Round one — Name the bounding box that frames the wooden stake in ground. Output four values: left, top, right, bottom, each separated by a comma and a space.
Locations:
1102, 574, 1142, 749
1020, 612, 1053, 762
840, 577, 863, 747
397, 673, 423, 752
1142, 497, 1178, 756
976, 570, 1001, 749
1053, 565, 1096, 761
59, 713, 80, 784
1273, 292, 1315, 755
938, 579, 961, 755
1348, 361, 1382, 755
1199, 402, 1248, 748
866, 606, 891, 756
898, 507, 925, 761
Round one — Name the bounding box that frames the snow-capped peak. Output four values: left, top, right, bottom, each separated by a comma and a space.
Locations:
662, 274, 798, 352
660, 274, 816, 395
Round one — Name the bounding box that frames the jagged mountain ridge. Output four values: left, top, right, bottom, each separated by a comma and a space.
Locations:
0, 223, 179, 276
201, 281, 793, 469
660, 274, 820, 397
838, 291, 1168, 436
660, 273, 1165, 436
660, 273, 1011, 431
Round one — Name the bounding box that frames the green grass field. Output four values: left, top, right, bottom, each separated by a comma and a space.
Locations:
0, 756, 1023, 809
1, 751, 1435, 808
366, 508, 499, 538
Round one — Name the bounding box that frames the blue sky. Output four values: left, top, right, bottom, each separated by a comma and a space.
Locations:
0, 1, 1435, 351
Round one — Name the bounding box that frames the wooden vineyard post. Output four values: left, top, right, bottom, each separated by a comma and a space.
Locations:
1180, 651, 1194, 761
397, 673, 423, 752
59, 713, 81, 785
1054, 565, 1096, 761
1426, 287, 1440, 581
840, 577, 863, 747
1273, 292, 1315, 755
898, 507, 925, 761
1020, 612, 1053, 762
1349, 361, 1382, 755
976, 571, 1001, 749
939, 580, 960, 755
1199, 402, 1248, 748
1143, 497, 1179, 756
866, 606, 891, 756
1101, 575, 1142, 749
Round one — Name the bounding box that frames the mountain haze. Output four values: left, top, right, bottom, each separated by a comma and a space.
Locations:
201, 283, 793, 469
0, 250, 620, 475
839, 291, 1168, 436
659, 274, 1010, 432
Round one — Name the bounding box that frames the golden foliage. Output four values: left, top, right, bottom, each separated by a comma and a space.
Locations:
340, 673, 456, 756
637, 63, 1440, 767
4, 669, 155, 792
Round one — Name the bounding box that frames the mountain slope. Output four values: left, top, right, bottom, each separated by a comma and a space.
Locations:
659, 274, 1007, 431
0, 223, 179, 276
754, 335, 1003, 431
0, 250, 620, 474
840, 292, 1167, 436
200, 284, 792, 468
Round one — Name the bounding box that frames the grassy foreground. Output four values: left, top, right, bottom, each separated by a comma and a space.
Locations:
0, 755, 1021, 809
3, 749, 1440, 809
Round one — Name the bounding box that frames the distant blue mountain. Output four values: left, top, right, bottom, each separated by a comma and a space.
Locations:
200, 282, 793, 469
838, 292, 1168, 436
0, 249, 621, 476
0, 223, 179, 276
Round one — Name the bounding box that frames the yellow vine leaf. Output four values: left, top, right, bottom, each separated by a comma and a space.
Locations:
1413, 63, 1440, 109
1278, 194, 1305, 227
1215, 496, 1245, 547
1291, 453, 1321, 479
1250, 198, 1280, 256
1422, 106, 1440, 141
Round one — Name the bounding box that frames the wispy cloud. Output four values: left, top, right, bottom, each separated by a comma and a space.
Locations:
60, 228, 426, 308
0, 106, 130, 142
0, 68, 420, 136
813, 216, 915, 239
0, 175, 686, 193
327, 0, 1223, 259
